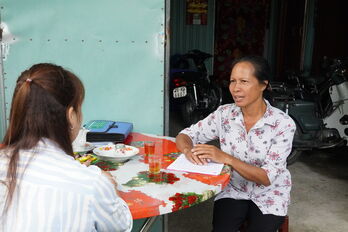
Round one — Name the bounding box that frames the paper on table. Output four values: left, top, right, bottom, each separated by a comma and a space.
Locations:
166, 154, 224, 176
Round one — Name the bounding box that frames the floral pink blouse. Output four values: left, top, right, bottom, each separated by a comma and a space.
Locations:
180, 100, 296, 216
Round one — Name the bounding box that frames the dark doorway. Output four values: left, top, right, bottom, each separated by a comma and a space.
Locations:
273, 0, 348, 79
274, 0, 306, 80
311, 0, 348, 75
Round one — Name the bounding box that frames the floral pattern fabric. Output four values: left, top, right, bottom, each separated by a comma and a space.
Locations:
180, 100, 296, 216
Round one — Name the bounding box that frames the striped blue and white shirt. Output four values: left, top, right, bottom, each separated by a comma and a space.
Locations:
0, 139, 133, 232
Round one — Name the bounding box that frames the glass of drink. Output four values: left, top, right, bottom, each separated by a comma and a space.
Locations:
144, 141, 155, 155
144, 141, 162, 175
148, 153, 161, 174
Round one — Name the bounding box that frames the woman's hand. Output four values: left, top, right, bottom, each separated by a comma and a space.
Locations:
102, 170, 119, 194
183, 147, 205, 165
193, 144, 271, 186
176, 133, 204, 165
175, 133, 226, 165
191, 144, 229, 165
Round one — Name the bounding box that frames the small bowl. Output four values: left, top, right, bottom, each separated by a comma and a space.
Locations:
73, 142, 95, 153
93, 144, 139, 162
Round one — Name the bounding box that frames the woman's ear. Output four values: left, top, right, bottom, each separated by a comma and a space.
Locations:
67, 106, 75, 127
67, 106, 81, 140
262, 80, 269, 91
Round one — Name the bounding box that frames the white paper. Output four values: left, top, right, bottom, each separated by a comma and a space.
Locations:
166, 154, 224, 176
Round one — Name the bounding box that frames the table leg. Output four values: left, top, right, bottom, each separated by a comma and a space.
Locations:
163, 215, 168, 232
140, 216, 158, 232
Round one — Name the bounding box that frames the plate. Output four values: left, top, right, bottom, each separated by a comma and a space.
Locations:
73, 142, 95, 153
93, 144, 139, 162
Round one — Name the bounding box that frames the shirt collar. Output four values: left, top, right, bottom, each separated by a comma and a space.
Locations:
232, 99, 277, 129
36, 138, 75, 160
230, 104, 244, 126
254, 99, 278, 128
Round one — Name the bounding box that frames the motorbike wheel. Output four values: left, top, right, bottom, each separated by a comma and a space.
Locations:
286, 149, 302, 166
181, 95, 203, 126
208, 83, 223, 111
286, 122, 303, 165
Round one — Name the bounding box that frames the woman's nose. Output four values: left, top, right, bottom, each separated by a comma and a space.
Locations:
230, 82, 240, 92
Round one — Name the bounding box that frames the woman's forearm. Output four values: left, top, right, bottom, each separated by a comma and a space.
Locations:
224, 155, 271, 186
176, 133, 207, 164
176, 133, 194, 153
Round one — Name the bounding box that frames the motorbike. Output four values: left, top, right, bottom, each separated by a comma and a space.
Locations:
268, 57, 348, 165
170, 50, 223, 126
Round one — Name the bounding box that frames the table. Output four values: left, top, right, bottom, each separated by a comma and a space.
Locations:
92, 132, 231, 231
93, 132, 231, 217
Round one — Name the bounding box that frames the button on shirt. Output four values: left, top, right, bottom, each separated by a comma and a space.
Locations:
0, 139, 133, 232
180, 100, 296, 216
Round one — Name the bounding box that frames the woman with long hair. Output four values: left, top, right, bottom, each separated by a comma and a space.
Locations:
0, 63, 132, 231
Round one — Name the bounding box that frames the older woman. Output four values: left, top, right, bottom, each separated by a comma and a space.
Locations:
176, 56, 296, 232
0, 63, 132, 231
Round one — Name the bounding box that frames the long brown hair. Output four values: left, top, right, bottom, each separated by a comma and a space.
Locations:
0, 63, 85, 214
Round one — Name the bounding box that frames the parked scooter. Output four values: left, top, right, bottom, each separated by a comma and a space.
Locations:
170, 50, 222, 126
268, 57, 348, 165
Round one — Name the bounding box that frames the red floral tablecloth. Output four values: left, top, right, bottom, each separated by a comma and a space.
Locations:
94, 132, 231, 219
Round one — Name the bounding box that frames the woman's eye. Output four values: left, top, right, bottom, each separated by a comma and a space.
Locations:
230, 80, 235, 84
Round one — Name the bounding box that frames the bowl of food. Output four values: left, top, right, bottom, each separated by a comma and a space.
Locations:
93, 144, 139, 162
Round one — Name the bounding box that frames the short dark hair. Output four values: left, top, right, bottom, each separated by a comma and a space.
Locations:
231, 55, 272, 84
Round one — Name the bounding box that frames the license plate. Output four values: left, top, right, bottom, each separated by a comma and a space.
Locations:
173, 86, 187, 98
